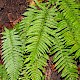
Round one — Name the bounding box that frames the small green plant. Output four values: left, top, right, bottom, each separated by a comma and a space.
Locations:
0, 0, 80, 80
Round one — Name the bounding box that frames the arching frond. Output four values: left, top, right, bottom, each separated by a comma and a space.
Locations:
56, 0, 80, 58
18, 3, 57, 80
50, 31, 78, 80
49, 0, 80, 79
2, 28, 23, 80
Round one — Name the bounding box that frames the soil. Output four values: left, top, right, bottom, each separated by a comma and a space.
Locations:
0, 0, 80, 80
0, 0, 28, 24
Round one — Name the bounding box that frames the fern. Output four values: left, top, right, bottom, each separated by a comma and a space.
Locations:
2, 28, 23, 80
55, 0, 80, 58
0, 64, 9, 80
50, 31, 78, 80
49, 0, 80, 79
1, 0, 80, 80
20, 3, 55, 80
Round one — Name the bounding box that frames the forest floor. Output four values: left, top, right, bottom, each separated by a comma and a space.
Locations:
0, 0, 80, 80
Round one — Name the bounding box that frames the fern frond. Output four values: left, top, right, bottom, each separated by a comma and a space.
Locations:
0, 64, 9, 80
15, 7, 39, 53
50, 31, 78, 80
18, 3, 57, 80
2, 28, 23, 80
56, 0, 80, 58
49, 0, 80, 79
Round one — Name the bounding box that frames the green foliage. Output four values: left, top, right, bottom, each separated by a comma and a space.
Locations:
0, 64, 9, 80
19, 3, 54, 80
2, 28, 23, 80
1, 0, 80, 80
49, 0, 80, 79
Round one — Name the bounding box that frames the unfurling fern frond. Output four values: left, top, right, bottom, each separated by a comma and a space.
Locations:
2, 28, 23, 80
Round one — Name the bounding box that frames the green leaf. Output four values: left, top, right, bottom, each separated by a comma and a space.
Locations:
2, 28, 23, 80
